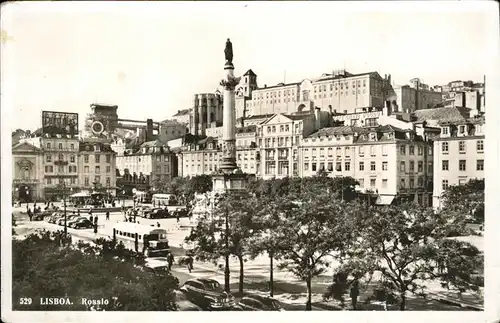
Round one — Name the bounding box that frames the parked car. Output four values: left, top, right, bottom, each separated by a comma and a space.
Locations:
235, 294, 284, 311
170, 208, 188, 218
68, 216, 90, 228
32, 212, 49, 221
72, 218, 94, 229
180, 278, 236, 310
175, 290, 202, 311
48, 213, 63, 224
144, 208, 168, 219
142, 260, 170, 277
138, 206, 153, 218
57, 214, 79, 226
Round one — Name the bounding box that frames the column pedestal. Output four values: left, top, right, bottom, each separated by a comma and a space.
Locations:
212, 172, 248, 195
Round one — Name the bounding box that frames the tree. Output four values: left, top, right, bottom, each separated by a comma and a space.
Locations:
12, 230, 179, 311
272, 191, 356, 310
184, 192, 256, 294
341, 202, 483, 310
440, 179, 485, 224
247, 195, 286, 297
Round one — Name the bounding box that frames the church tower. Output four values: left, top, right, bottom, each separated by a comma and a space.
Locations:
241, 69, 258, 98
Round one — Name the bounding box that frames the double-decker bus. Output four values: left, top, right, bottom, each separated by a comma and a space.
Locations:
112, 222, 170, 257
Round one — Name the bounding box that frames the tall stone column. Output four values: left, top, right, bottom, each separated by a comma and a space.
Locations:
219, 58, 239, 171
212, 38, 248, 195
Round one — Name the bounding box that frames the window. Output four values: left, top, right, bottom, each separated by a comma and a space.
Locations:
84, 177, 89, 186
400, 161, 406, 172
417, 161, 423, 172
442, 142, 449, 153
428, 162, 433, 173
442, 160, 449, 171
441, 127, 449, 135
418, 146, 424, 156
418, 176, 424, 188
336, 162, 342, 172
477, 140, 484, 152
58, 143, 63, 149
46, 154, 52, 162
370, 161, 376, 171
345, 162, 351, 171
70, 143, 74, 150
46, 143, 51, 149
370, 145, 376, 156
327, 162, 333, 172
370, 178, 376, 188
69, 155, 75, 163
359, 146, 365, 156
95, 176, 101, 183
382, 145, 388, 156
95, 155, 101, 163
409, 161, 415, 172
458, 141, 466, 153
312, 163, 317, 171
477, 159, 484, 171
409, 178, 415, 189
106, 166, 111, 173
358, 178, 364, 187
401, 178, 406, 188
459, 125, 465, 134
44, 165, 53, 173
71, 178, 76, 184
106, 177, 111, 187
409, 145, 415, 155
359, 162, 364, 171
58, 153, 64, 161
459, 160, 466, 171
442, 180, 449, 190
382, 161, 388, 171
382, 179, 388, 188
46, 178, 52, 185
400, 145, 406, 155
84, 155, 89, 163
304, 163, 309, 171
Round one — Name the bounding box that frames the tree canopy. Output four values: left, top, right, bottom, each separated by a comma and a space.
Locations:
13, 230, 179, 311
336, 202, 483, 310
440, 179, 484, 224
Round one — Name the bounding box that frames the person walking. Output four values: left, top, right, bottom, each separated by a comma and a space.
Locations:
28, 208, 33, 222
176, 212, 180, 224
187, 254, 194, 273
167, 253, 174, 271
93, 223, 98, 234
350, 280, 360, 310
106, 211, 110, 221
157, 222, 160, 228
90, 214, 94, 223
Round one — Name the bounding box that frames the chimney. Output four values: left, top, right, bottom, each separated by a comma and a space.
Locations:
314, 107, 321, 130
264, 84, 267, 88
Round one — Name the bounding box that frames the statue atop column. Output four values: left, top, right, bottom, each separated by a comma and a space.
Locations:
224, 38, 233, 65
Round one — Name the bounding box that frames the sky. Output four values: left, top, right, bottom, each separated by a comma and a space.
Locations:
1, 1, 498, 132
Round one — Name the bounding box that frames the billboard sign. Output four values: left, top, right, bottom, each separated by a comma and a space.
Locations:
42, 111, 78, 137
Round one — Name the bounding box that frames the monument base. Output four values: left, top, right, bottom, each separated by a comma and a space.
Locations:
212, 172, 248, 195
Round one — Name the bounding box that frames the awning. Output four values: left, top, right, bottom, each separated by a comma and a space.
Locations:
375, 194, 396, 205
71, 192, 90, 198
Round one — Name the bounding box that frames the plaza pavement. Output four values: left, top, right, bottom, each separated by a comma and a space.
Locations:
12, 208, 483, 311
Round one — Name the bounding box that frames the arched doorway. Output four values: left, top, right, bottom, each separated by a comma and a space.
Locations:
16, 184, 33, 203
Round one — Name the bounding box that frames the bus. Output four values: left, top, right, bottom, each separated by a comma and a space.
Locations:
152, 193, 177, 207
112, 222, 170, 257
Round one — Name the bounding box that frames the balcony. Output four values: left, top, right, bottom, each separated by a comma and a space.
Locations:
12, 178, 40, 184
278, 155, 289, 160
44, 173, 78, 178
54, 160, 69, 166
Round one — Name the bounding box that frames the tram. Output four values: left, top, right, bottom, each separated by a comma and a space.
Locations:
112, 222, 170, 257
